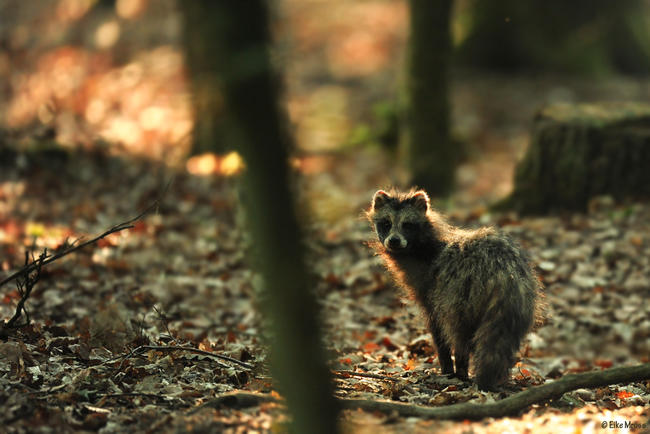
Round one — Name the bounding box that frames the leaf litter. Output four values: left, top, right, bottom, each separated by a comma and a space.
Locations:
0, 147, 648, 433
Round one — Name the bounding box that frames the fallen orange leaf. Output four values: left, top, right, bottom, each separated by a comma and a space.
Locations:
404, 358, 417, 370
595, 359, 613, 369
616, 390, 634, 399
362, 342, 380, 353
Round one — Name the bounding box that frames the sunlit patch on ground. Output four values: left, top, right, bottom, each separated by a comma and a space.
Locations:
186, 152, 244, 177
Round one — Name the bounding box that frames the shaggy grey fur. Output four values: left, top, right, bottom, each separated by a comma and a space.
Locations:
367, 189, 542, 390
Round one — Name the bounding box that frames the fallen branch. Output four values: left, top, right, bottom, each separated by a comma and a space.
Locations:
339, 363, 650, 420
191, 364, 650, 420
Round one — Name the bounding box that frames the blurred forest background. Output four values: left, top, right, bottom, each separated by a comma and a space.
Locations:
1, 0, 650, 433
3, 0, 650, 213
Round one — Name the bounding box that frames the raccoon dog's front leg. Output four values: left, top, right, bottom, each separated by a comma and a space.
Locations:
430, 322, 454, 376
453, 344, 470, 381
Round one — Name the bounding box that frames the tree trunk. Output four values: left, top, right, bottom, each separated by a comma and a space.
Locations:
507, 102, 650, 214
402, 0, 456, 197
179, 3, 339, 433
180, 2, 232, 155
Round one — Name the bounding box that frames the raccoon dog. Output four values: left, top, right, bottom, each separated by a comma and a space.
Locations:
367, 189, 541, 390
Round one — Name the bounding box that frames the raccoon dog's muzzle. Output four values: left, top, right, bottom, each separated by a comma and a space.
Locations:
384, 234, 407, 251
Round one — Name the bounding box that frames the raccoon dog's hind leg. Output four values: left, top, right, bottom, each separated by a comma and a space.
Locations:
453, 340, 471, 381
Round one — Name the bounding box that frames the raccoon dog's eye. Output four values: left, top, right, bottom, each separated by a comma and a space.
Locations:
402, 222, 418, 231
377, 219, 391, 232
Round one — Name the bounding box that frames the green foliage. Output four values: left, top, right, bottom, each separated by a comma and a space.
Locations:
345, 124, 373, 148
371, 101, 399, 150
344, 100, 399, 151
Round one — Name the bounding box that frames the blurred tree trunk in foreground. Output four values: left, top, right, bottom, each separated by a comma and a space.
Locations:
402, 0, 457, 197
507, 103, 650, 214
180, 2, 231, 155
179, 2, 339, 433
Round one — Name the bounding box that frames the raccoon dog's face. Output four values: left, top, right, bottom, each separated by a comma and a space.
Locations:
370, 190, 430, 253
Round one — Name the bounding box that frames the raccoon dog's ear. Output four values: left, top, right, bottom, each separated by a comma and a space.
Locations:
410, 191, 430, 212
372, 190, 390, 210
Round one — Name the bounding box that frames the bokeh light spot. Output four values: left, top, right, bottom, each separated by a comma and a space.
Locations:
187, 153, 219, 176
95, 20, 121, 49
116, 0, 148, 19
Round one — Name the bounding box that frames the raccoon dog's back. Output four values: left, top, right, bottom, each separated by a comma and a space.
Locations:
432, 232, 539, 365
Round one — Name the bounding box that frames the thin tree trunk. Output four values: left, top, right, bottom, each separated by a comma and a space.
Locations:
403, 0, 456, 196
180, 2, 231, 155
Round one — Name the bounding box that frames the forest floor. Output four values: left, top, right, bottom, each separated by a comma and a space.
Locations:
0, 136, 649, 433
1, 1, 650, 432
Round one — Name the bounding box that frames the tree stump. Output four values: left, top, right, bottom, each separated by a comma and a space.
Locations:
507, 102, 650, 214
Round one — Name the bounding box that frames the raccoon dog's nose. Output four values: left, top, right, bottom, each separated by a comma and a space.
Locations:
386, 235, 404, 250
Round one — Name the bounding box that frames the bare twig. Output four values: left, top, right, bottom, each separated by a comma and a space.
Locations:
118, 345, 254, 370
0, 191, 166, 290
2, 250, 47, 331
189, 391, 280, 414
191, 364, 650, 420
152, 305, 177, 343
333, 370, 401, 382
1, 183, 170, 339
99, 392, 176, 401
